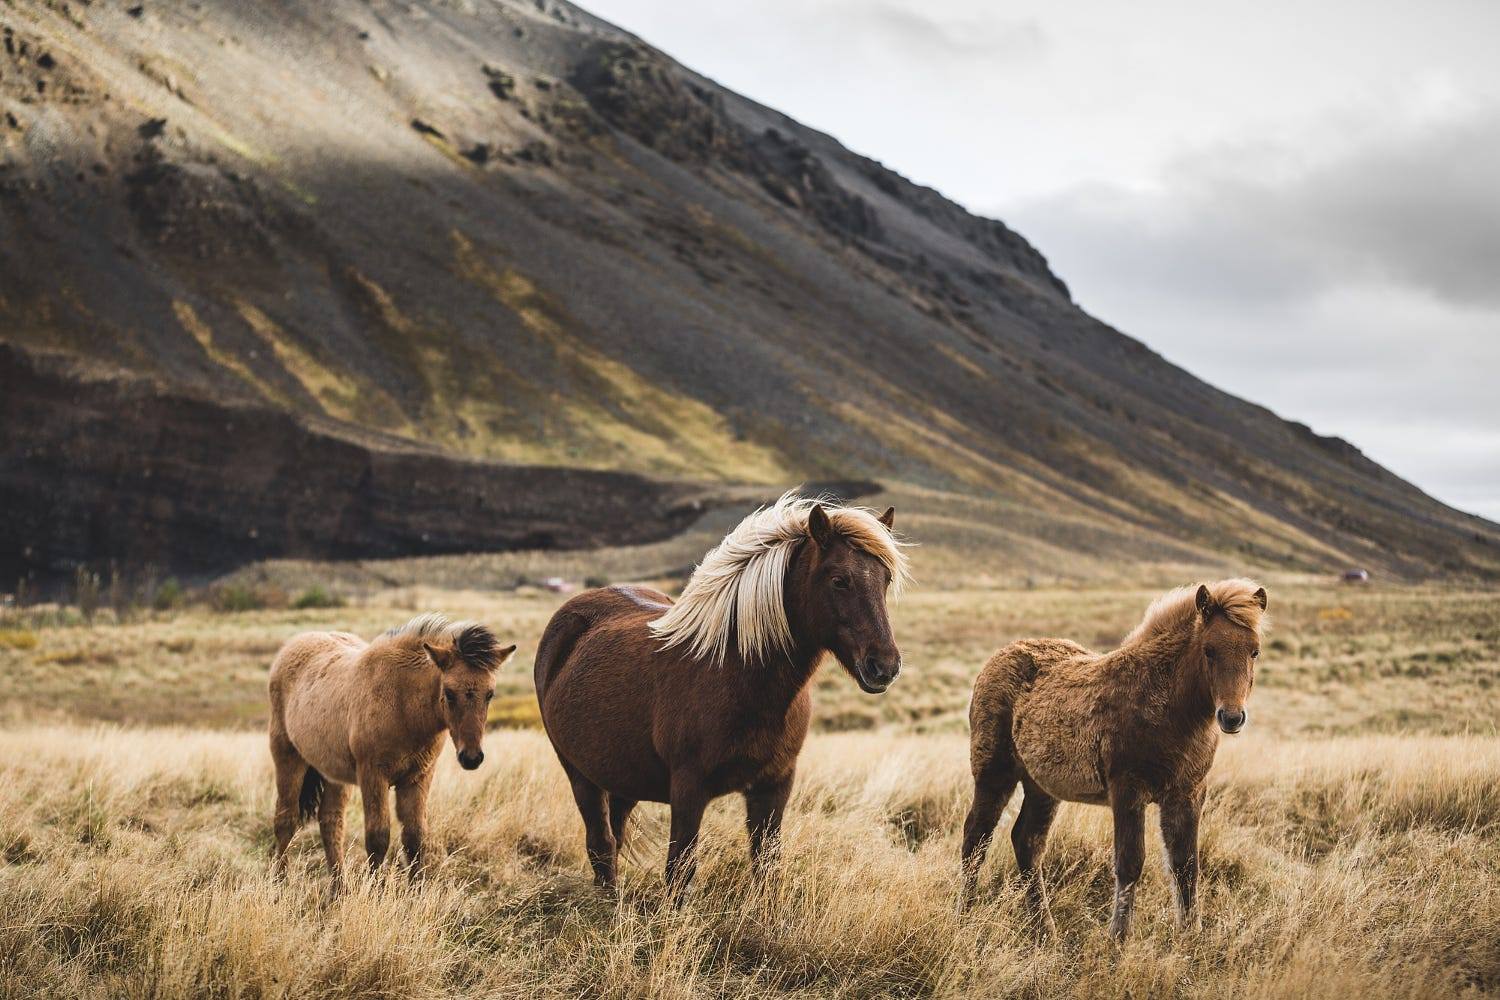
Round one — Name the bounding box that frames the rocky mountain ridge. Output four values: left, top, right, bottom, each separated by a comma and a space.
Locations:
1, 0, 1494, 583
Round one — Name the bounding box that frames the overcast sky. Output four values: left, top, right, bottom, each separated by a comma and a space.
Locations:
583, 0, 1500, 521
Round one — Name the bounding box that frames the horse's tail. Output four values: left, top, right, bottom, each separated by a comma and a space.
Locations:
298, 768, 325, 822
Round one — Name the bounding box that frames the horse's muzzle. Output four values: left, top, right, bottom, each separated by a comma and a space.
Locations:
1216, 707, 1247, 734
457, 749, 484, 770
855, 655, 901, 694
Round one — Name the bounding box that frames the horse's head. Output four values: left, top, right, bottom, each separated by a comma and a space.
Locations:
1195, 583, 1267, 734
423, 625, 516, 769
803, 504, 904, 694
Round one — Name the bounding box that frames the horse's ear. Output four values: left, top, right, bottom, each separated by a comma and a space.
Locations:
1253, 586, 1268, 611
807, 504, 837, 549
495, 643, 518, 666
423, 641, 455, 671
878, 506, 895, 529
1194, 584, 1213, 621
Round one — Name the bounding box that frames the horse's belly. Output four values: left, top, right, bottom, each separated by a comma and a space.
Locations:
1012, 707, 1107, 804
285, 685, 358, 784
563, 740, 671, 804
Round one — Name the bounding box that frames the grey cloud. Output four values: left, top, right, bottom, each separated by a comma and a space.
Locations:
846, 3, 1047, 60
1284, 110, 1500, 307
1003, 106, 1500, 521
1020, 105, 1500, 311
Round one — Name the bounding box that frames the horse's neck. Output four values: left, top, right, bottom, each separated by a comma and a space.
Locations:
1125, 621, 1213, 721
726, 546, 826, 711
372, 647, 445, 739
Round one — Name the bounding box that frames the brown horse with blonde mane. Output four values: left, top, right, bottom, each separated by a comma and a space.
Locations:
961, 579, 1268, 940
268, 614, 516, 878
535, 493, 909, 895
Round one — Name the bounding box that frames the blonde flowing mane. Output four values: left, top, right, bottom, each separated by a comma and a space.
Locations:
1123, 578, 1269, 647
649, 492, 909, 665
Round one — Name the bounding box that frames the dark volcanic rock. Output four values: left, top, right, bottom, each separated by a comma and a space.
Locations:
569, 41, 742, 165
123, 152, 289, 264
570, 42, 881, 245
0, 344, 732, 585
750, 128, 883, 243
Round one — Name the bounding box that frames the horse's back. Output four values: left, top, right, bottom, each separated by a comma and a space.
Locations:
534, 586, 670, 695
971, 638, 1088, 720
269, 631, 364, 693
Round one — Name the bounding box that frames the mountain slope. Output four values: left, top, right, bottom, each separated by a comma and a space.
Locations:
1, 0, 1495, 582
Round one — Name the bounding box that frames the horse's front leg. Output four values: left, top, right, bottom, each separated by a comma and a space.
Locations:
665, 773, 709, 901
1107, 787, 1146, 942
396, 769, 436, 877
357, 766, 392, 872
745, 770, 795, 879
1160, 786, 1205, 932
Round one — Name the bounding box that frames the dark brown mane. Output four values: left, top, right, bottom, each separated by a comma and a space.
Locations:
453, 622, 505, 672
381, 614, 504, 671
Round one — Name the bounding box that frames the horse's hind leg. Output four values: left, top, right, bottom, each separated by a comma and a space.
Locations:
269, 735, 309, 876
961, 774, 1018, 902
608, 794, 638, 858
564, 764, 619, 891
318, 782, 351, 879
962, 702, 1020, 902
1012, 781, 1060, 935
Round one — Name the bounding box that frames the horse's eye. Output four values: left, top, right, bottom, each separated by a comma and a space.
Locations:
484, 691, 494, 702
831, 576, 850, 591
444, 690, 457, 706
1251, 649, 1260, 659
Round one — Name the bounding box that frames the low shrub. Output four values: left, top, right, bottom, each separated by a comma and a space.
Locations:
292, 585, 345, 610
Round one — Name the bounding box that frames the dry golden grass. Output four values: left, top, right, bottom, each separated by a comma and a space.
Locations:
1, 727, 1497, 998
0, 578, 1496, 997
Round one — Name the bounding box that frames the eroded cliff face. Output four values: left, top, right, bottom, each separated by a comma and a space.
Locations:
0, 344, 744, 584
1, 0, 1495, 582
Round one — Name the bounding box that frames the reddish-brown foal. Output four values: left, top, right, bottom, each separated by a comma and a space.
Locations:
962, 580, 1267, 940
534, 494, 908, 896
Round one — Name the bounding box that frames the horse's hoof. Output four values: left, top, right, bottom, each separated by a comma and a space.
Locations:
1173, 917, 1204, 940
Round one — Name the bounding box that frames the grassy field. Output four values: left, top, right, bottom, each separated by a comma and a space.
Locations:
1, 575, 1497, 997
